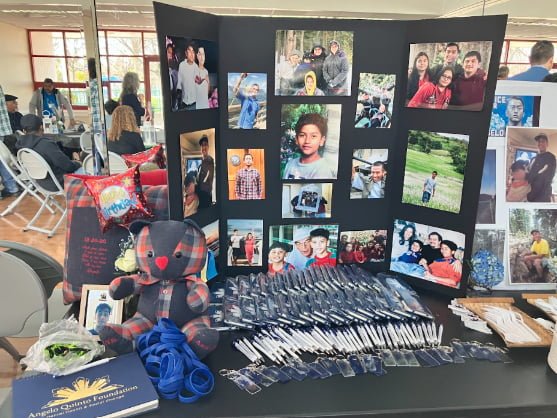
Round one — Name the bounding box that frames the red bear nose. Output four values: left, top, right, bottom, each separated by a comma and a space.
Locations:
155, 256, 169, 270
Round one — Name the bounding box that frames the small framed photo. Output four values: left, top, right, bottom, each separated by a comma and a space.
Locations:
79, 285, 124, 335
295, 185, 322, 213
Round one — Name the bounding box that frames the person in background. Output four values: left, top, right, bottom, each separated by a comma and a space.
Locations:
450, 51, 487, 110
497, 66, 510, 80
510, 41, 554, 82
407, 52, 431, 100
195, 46, 210, 109
431, 42, 463, 83
295, 71, 325, 96
5, 94, 22, 132
233, 73, 260, 129
408, 67, 454, 109
527, 133, 556, 202
106, 105, 146, 155
89, 303, 112, 336
268, 242, 295, 275
183, 172, 199, 217
0, 85, 20, 198
104, 99, 120, 131
244, 232, 256, 266
196, 135, 214, 208
120, 72, 148, 127
234, 153, 262, 200
322, 40, 349, 96
167, 44, 179, 111
29, 78, 75, 128
305, 227, 337, 267
16, 114, 82, 191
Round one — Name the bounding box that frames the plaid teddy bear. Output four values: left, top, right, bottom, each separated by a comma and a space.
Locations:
99, 220, 218, 357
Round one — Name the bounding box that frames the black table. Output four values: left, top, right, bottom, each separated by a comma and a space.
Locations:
144, 292, 557, 418
3, 292, 557, 418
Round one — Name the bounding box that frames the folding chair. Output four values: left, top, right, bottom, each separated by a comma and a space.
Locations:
0, 140, 53, 217
108, 151, 129, 174
79, 130, 92, 153
16, 148, 67, 238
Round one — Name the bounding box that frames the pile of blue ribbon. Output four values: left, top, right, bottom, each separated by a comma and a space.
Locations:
136, 318, 214, 403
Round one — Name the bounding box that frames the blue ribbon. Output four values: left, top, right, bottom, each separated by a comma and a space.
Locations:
136, 318, 214, 403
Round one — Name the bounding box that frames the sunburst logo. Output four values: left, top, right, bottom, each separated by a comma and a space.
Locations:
44, 376, 123, 408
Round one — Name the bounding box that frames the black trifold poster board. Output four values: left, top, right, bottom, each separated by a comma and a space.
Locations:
153, 1, 507, 296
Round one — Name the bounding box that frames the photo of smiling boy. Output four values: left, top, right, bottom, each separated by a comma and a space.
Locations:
268, 242, 295, 275
283, 112, 336, 179
305, 227, 337, 267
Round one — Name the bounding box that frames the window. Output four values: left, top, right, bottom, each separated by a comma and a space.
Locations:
28, 29, 159, 111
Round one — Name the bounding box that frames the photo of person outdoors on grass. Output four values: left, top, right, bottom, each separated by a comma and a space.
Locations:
406, 41, 493, 111
390, 220, 466, 289
402, 130, 469, 214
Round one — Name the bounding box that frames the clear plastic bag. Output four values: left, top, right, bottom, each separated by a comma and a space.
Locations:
20, 317, 105, 376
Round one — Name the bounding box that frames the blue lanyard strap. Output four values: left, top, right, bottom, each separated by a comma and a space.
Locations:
136, 318, 214, 403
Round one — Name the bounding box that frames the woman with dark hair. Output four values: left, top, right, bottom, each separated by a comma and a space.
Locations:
107, 105, 145, 155
120, 72, 148, 126
339, 242, 355, 264
424, 240, 462, 288
353, 244, 366, 264
391, 224, 417, 259
408, 66, 454, 109
407, 52, 431, 100
244, 232, 256, 266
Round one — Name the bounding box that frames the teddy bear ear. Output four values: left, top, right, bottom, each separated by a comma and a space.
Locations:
129, 219, 152, 235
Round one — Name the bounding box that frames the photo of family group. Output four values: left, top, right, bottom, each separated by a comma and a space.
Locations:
402, 130, 468, 213
166, 35, 218, 111
489, 95, 540, 137
275, 30, 353, 96
406, 41, 493, 111
351, 148, 388, 199
227, 219, 264, 267
509, 208, 557, 285
281, 104, 341, 180
477, 150, 497, 224
227, 148, 265, 200
338, 229, 388, 264
281, 183, 333, 218
390, 220, 466, 289
180, 128, 216, 217
506, 127, 557, 203
355, 73, 395, 128
227, 72, 267, 129
268, 224, 339, 274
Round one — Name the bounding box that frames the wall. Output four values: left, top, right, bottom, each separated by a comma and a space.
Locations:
0, 21, 33, 110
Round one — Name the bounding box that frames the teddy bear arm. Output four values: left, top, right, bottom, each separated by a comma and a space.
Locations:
109, 274, 143, 300
186, 280, 210, 313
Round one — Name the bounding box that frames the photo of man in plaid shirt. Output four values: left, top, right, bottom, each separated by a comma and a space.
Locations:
235, 153, 262, 199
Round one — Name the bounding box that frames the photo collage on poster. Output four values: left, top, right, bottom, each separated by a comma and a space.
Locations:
216, 29, 494, 286
474, 81, 557, 290
166, 35, 219, 112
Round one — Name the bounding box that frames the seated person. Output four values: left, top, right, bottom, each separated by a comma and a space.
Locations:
398, 239, 423, 263
16, 114, 82, 191
104, 98, 120, 131
268, 242, 295, 275
106, 105, 146, 155
305, 227, 337, 268
339, 242, 356, 264
89, 303, 112, 336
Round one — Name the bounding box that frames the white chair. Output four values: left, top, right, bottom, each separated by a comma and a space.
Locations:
108, 151, 129, 174
79, 130, 92, 153
82, 154, 95, 175
0, 141, 53, 218
16, 148, 67, 238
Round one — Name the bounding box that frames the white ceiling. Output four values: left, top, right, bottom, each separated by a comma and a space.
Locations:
0, 0, 555, 39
